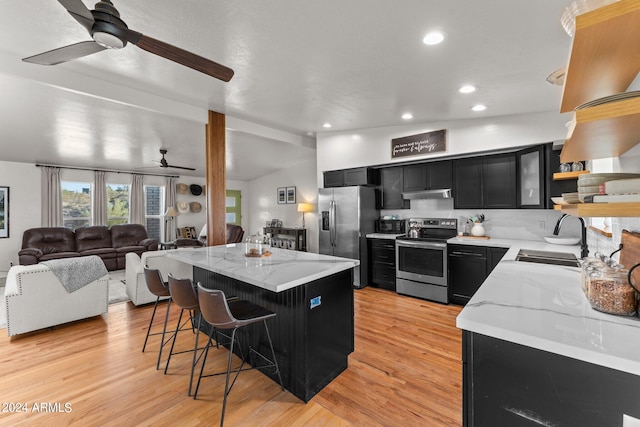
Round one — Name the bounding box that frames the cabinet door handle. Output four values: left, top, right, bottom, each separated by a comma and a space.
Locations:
451, 251, 484, 257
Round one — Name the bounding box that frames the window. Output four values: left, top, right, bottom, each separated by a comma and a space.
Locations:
144, 185, 164, 241
226, 190, 241, 225
107, 184, 129, 226
61, 181, 91, 230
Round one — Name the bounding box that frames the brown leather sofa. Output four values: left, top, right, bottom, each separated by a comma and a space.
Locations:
173, 224, 244, 248
19, 224, 158, 270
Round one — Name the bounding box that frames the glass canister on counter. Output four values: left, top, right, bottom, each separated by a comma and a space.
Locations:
580, 255, 605, 297
587, 264, 637, 316
244, 234, 270, 257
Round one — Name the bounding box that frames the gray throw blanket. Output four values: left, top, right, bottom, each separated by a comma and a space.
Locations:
41, 256, 108, 293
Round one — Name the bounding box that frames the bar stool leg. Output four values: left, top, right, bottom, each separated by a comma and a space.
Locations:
221, 328, 238, 427
142, 296, 161, 352
263, 320, 284, 390
164, 308, 185, 374
188, 312, 202, 396
156, 299, 172, 370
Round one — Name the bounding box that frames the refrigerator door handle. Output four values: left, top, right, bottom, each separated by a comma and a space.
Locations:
330, 200, 336, 246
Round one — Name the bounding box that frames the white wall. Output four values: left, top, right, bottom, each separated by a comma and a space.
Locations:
247, 159, 319, 253
0, 161, 41, 278
316, 110, 570, 182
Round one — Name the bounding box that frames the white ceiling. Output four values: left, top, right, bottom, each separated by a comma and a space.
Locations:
0, 0, 572, 180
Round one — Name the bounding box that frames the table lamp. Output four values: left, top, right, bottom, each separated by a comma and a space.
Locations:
297, 203, 313, 229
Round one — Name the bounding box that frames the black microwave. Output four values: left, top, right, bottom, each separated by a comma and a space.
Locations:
375, 219, 406, 234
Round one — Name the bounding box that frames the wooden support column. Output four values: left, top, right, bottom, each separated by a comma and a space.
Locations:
205, 111, 226, 246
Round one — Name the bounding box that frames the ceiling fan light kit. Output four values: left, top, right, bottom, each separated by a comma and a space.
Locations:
23, 0, 234, 82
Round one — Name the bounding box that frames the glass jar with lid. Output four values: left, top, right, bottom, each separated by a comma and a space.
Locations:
580, 256, 604, 297
587, 265, 636, 316
245, 234, 270, 257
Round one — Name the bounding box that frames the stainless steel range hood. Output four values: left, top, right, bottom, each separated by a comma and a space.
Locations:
401, 188, 452, 200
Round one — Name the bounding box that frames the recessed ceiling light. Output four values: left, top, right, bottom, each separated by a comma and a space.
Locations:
471, 104, 487, 112
459, 85, 477, 94
402, 113, 413, 120
422, 31, 444, 45
322, 123, 332, 128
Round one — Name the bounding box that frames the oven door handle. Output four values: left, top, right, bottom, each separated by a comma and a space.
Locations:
396, 240, 446, 249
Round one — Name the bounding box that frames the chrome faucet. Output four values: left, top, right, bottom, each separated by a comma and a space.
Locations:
553, 214, 589, 258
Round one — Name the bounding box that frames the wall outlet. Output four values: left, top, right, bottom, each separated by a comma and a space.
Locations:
535, 220, 546, 230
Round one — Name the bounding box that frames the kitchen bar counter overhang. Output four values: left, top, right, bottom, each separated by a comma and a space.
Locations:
166, 245, 359, 402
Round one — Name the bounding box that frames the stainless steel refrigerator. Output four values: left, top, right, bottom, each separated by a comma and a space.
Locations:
318, 186, 378, 288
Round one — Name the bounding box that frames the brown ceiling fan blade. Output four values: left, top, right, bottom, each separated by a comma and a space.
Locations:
124, 29, 234, 82
58, 0, 95, 32
22, 41, 107, 65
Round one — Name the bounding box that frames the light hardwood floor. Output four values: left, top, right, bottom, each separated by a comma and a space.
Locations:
0, 287, 463, 426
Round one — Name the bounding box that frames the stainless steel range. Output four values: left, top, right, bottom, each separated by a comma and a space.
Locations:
395, 218, 458, 303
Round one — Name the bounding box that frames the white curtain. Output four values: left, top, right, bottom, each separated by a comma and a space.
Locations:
41, 166, 62, 227
165, 176, 177, 241
92, 170, 107, 226
130, 174, 145, 225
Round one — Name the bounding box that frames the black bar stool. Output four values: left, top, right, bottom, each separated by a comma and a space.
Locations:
141, 267, 173, 370
194, 284, 284, 427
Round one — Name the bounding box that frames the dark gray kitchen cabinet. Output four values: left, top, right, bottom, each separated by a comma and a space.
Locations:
403, 164, 428, 192
403, 160, 453, 192
487, 247, 508, 274
449, 244, 507, 306
454, 154, 516, 209
453, 158, 483, 209
323, 167, 378, 188
378, 167, 409, 209
483, 153, 517, 209
448, 244, 487, 305
463, 331, 640, 427
323, 170, 344, 188
369, 238, 396, 291
429, 160, 453, 190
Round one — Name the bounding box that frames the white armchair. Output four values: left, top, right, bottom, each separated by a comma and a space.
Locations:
4, 264, 109, 337
125, 250, 193, 306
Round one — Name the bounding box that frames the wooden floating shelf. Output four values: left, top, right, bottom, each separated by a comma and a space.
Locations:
555, 202, 640, 217
559, 0, 640, 163
552, 170, 590, 180
588, 225, 613, 238
560, 0, 640, 113
560, 97, 640, 163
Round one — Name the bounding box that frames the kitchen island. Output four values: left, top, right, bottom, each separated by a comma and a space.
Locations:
166, 244, 358, 402
456, 241, 640, 426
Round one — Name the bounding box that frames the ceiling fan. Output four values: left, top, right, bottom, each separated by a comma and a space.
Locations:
153, 149, 196, 171
22, 0, 234, 82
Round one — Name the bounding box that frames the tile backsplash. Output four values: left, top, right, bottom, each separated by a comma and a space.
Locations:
382, 198, 640, 261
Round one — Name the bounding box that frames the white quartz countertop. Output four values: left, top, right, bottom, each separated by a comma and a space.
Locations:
366, 233, 405, 240
456, 238, 640, 376
166, 244, 359, 293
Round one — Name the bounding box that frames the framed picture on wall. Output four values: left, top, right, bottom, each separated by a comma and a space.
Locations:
277, 187, 286, 204
0, 186, 9, 238
286, 186, 296, 204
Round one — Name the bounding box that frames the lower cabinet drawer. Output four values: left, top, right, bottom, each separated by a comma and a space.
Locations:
372, 264, 396, 291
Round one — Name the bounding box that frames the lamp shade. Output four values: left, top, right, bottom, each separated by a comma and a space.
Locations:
297, 203, 313, 213
164, 206, 179, 217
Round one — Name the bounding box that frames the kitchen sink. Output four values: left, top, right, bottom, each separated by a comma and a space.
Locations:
515, 249, 580, 267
